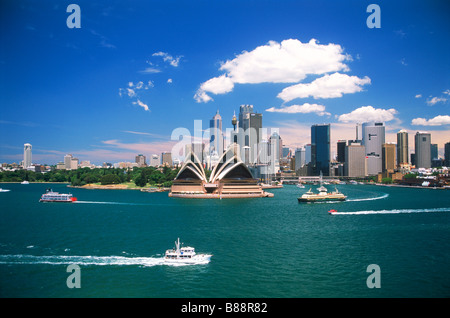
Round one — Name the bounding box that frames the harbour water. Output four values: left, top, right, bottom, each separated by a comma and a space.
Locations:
0, 183, 449, 297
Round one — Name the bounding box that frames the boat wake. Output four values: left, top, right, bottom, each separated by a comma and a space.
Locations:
0, 254, 210, 267
346, 193, 389, 202
331, 207, 450, 215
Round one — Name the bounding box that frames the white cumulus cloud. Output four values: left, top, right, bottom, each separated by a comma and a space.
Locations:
338, 106, 398, 123
426, 96, 447, 106
277, 72, 371, 102
266, 103, 330, 116
195, 38, 352, 103
411, 115, 450, 126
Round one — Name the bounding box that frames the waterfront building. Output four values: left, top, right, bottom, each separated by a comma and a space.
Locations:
445, 142, 450, 166
210, 110, 224, 158
382, 143, 396, 173
362, 122, 385, 175
56, 162, 65, 170
23, 143, 32, 169
311, 124, 330, 176
135, 154, 147, 167
345, 142, 367, 177
396, 129, 409, 166
170, 143, 272, 198
414, 131, 431, 168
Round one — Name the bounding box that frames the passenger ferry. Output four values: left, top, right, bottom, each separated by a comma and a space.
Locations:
297, 172, 346, 203
164, 238, 212, 264
39, 189, 77, 203
298, 186, 347, 202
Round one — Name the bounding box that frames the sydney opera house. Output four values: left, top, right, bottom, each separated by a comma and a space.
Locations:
169, 144, 273, 198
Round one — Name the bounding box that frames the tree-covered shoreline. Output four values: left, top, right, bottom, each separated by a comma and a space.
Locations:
0, 166, 180, 188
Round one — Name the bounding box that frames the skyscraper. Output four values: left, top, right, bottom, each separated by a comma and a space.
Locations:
382, 143, 396, 173
238, 105, 262, 164
337, 140, 346, 163
135, 154, 147, 167
396, 129, 409, 166
414, 132, 431, 168
362, 122, 385, 175
445, 142, 450, 166
345, 142, 367, 177
430, 144, 438, 160
209, 110, 224, 157
64, 154, 73, 170
23, 143, 32, 168
311, 124, 330, 176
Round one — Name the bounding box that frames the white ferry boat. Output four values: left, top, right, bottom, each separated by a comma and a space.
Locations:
39, 189, 77, 203
164, 238, 212, 264
21, 181, 29, 184
298, 172, 346, 203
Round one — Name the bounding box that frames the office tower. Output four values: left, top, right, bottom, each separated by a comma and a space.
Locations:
268, 131, 282, 163
64, 154, 73, 170
238, 105, 262, 164
430, 144, 438, 160
311, 124, 330, 176
382, 143, 396, 173
337, 140, 346, 163
362, 122, 385, 175
345, 142, 367, 177
445, 142, 450, 166
295, 148, 305, 171
161, 152, 173, 167
185, 142, 205, 165
282, 147, 290, 159
414, 132, 431, 168
396, 129, 409, 166
149, 154, 160, 167
210, 110, 224, 157
135, 154, 147, 167
23, 143, 32, 168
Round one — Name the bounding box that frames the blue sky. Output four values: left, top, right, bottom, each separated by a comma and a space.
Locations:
1, 0, 449, 165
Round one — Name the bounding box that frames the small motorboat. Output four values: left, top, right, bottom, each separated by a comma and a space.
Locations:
328, 209, 337, 214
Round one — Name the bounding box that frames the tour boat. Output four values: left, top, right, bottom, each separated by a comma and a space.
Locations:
164, 238, 212, 264
39, 189, 77, 202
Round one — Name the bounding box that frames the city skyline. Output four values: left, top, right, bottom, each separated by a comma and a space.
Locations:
1, 1, 449, 165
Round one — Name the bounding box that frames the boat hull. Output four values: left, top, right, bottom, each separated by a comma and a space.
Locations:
164, 254, 212, 265
298, 196, 346, 202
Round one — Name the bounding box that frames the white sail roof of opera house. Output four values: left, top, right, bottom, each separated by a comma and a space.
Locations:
174, 143, 255, 183
209, 144, 254, 182
174, 151, 207, 181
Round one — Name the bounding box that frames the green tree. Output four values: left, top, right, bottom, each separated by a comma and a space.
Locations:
100, 174, 121, 185
134, 173, 147, 187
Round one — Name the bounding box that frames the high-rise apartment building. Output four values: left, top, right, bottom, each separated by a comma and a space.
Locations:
414, 132, 431, 168
430, 144, 438, 160
311, 124, 330, 176
64, 154, 73, 170
23, 143, 32, 168
396, 129, 409, 166
362, 122, 385, 175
